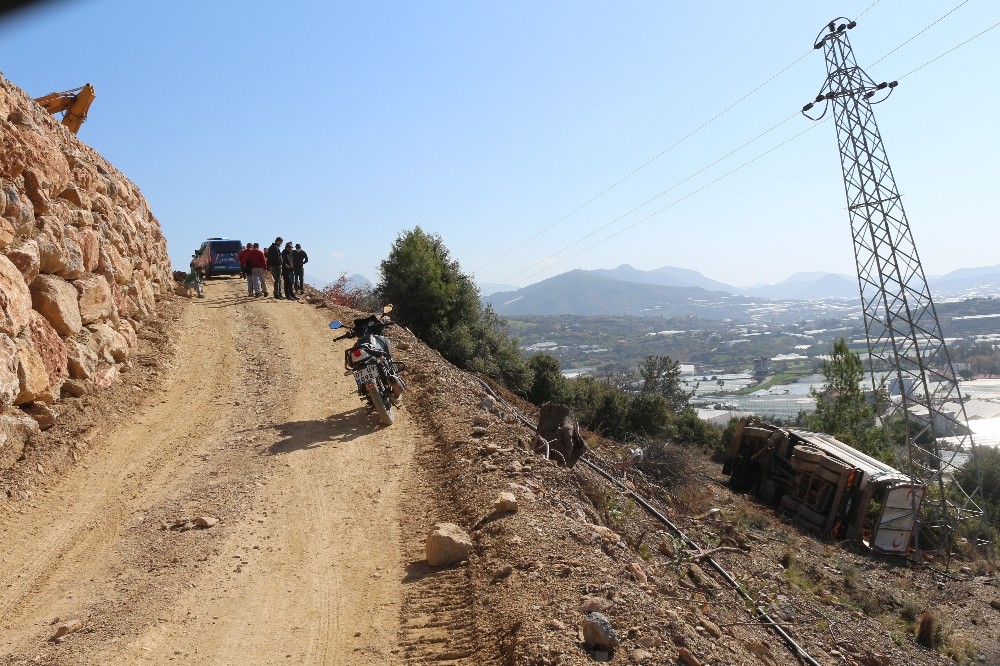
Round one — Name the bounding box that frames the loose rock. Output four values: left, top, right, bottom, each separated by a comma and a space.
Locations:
581, 612, 619, 651
493, 492, 518, 514
425, 522, 472, 567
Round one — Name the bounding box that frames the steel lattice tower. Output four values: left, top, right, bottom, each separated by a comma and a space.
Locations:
802, 18, 982, 555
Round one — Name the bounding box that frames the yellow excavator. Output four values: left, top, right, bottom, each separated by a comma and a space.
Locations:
34, 83, 95, 134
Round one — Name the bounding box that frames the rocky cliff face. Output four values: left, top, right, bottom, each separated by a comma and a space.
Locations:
0, 73, 172, 466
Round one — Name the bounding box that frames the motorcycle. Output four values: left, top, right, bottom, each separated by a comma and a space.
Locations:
329, 304, 406, 426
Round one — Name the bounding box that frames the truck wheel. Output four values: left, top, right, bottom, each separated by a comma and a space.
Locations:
793, 513, 823, 533
779, 494, 800, 515
796, 503, 827, 527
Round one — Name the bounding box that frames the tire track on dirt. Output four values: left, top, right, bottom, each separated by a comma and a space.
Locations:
0, 295, 243, 656
90, 278, 418, 665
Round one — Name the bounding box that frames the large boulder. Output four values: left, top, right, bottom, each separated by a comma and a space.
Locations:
0, 253, 33, 337
74, 274, 114, 324
25, 310, 67, 388
0, 334, 21, 407
0, 411, 40, 469
4, 238, 41, 285
425, 522, 473, 567
86, 322, 129, 362
30, 274, 82, 336
65, 337, 98, 380
14, 336, 50, 405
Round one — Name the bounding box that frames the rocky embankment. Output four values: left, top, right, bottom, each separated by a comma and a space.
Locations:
0, 73, 171, 468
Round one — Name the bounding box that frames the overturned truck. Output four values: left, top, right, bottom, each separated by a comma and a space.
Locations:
723, 417, 925, 555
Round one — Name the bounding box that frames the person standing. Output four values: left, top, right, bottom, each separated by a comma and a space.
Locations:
281, 241, 298, 300
292, 243, 308, 293
238, 242, 253, 281
266, 237, 284, 299
246, 242, 268, 297
185, 254, 204, 298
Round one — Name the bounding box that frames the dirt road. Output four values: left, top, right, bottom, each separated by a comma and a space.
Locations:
0, 278, 430, 665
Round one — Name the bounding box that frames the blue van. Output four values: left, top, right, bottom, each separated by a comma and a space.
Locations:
193, 238, 243, 278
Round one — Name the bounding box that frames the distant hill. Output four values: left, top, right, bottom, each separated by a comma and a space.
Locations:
586, 265, 859, 300
481, 263, 1000, 318
590, 264, 738, 293
305, 273, 372, 292
930, 264, 1000, 297
478, 282, 520, 297
742, 272, 857, 300
304, 273, 330, 289
344, 274, 373, 290
485, 270, 751, 318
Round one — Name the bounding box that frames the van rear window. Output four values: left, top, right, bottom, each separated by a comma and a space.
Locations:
209, 241, 242, 253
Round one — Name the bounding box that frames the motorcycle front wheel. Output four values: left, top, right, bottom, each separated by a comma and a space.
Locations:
366, 382, 395, 426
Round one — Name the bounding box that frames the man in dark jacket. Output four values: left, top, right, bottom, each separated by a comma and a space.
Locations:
280, 241, 298, 301
266, 237, 284, 299
292, 244, 308, 293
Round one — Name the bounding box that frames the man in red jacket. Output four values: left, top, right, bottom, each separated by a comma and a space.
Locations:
245, 242, 269, 297
237, 243, 253, 281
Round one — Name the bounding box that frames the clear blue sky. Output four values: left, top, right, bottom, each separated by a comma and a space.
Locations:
1, 0, 996, 289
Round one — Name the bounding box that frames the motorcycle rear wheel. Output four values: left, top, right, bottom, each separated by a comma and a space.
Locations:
367, 382, 395, 426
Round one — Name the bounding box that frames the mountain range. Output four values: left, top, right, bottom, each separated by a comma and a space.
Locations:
483, 263, 1000, 317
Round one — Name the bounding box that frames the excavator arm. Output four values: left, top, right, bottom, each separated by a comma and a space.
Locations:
34, 83, 95, 134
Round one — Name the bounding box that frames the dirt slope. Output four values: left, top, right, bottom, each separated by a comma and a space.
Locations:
0, 278, 428, 665
3, 277, 998, 666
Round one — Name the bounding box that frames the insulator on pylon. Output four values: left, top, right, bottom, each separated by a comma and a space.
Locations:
802, 103, 814, 112
889, 81, 898, 88
848, 21, 856, 29
876, 82, 887, 90
864, 91, 875, 99
815, 94, 824, 103
838, 24, 846, 32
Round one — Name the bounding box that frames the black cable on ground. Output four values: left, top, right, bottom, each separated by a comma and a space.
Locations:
470, 376, 822, 666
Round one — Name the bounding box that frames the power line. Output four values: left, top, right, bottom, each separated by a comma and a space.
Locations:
500, 112, 801, 284
472, 47, 814, 274
869, 0, 972, 68
898, 18, 1000, 79
491, 8, 1000, 288
508, 120, 829, 286
855, 0, 883, 20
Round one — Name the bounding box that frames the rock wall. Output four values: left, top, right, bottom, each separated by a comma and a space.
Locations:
0, 73, 173, 466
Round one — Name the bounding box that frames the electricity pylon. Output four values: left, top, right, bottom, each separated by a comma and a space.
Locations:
802, 18, 982, 557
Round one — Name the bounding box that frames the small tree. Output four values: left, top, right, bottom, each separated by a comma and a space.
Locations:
806, 338, 891, 462
374, 227, 530, 393
527, 353, 567, 405
638, 355, 694, 413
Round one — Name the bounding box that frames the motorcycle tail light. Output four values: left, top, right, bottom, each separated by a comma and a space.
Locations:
352, 349, 362, 357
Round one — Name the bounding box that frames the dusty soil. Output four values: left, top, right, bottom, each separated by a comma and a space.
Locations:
2, 277, 999, 666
